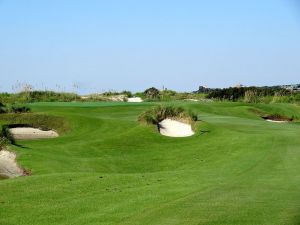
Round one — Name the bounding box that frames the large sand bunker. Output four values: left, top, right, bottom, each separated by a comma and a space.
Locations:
127, 97, 143, 102
158, 119, 195, 137
9, 127, 58, 140
0, 149, 24, 178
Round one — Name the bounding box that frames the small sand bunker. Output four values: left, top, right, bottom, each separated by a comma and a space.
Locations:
265, 119, 288, 123
9, 127, 59, 140
262, 115, 292, 123
127, 97, 143, 102
185, 99, 199, 102
158, 119, 194, 137
0, 149, 24, 178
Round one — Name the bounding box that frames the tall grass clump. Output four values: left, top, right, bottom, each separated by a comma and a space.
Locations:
138, 105, 197, 124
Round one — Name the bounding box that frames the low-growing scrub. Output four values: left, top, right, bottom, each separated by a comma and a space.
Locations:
0, 91, 80, 104
138, 105, 197, 124
9, 105, 31, 113
0, 102, 31, 114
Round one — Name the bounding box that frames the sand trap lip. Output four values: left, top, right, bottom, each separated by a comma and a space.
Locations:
127, 97, 143, 102
158, 119, 194, 137
9, 127, 59, 140
0, 149, 24, 178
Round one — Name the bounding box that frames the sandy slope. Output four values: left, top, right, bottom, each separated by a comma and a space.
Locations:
0, 149, 24, 178
9, 127, 59, 140
158, 119, 194, 137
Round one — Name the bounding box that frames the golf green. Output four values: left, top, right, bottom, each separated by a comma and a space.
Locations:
1, 101, 300, 225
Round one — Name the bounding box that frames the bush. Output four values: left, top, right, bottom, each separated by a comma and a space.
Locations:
144, 87, 160, 100
9, 105, 31, 113
138, 105, 197, 124
0, 102, 6, 114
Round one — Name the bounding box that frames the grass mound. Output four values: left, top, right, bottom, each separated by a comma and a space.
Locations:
138, 105, 197, 124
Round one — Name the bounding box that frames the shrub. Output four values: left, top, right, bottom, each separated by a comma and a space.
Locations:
138, 105, 197, 124
9, 105, 31, 113
144, 87, 160, 100
0, 102, 6, 114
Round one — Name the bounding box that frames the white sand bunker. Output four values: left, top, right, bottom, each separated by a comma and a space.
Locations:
9, 127, 58, 140
265, 119, 288, 123
127, 97, 143, 102
0, 149, 24, 178
185, 99, 199, 102
158, 119, 194, 137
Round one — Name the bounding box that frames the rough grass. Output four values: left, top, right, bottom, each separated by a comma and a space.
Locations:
1, 102, 300, 225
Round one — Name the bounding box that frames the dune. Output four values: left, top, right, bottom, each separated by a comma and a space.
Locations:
9, 127, 59, 140
0, 149, 24, 178
127, 97, 143, 102
158, 119, 194, 137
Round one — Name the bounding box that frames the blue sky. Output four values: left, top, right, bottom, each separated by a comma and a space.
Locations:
1, 0, 300, 93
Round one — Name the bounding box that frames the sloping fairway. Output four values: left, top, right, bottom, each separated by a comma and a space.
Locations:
1, 102, 300, 225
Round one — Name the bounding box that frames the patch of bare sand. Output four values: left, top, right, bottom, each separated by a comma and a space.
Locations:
158, 119, 194, 137
0, 149, 24, 178
9, 127, 58, 140
127, 97, 143, 102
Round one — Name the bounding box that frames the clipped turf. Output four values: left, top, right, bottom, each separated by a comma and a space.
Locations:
1, 101, 300, 225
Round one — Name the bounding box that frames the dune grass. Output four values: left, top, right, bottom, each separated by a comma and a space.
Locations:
138, 105, 197, 124
1, 101, 300, 225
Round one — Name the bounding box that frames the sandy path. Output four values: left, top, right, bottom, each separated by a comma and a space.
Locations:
9, 127, 59, 140
158, 119, 194, 137
0, 149, 24, 178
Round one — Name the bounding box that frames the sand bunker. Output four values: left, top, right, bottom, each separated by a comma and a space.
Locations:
0, 149, 24, 178
262, 115, 292, 123
127, 97, 143, 102
9, 127, 58, 140
265, 119, 288, 123
185, 99, 199, 102
158, 119, 194, 137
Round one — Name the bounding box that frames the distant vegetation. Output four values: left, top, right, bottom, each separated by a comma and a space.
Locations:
205, 86, 300, 103
0, 91, 79, 104
1, 84, 300, 104
138, 105, 197, 124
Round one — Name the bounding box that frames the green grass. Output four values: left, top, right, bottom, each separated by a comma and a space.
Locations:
1, 101, 300, 225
